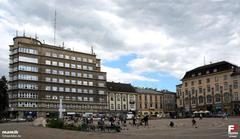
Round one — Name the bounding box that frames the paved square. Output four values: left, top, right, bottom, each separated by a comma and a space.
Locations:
0, 118, 239, 139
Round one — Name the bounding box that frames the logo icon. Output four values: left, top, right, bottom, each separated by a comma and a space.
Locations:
228, 124, 239, 138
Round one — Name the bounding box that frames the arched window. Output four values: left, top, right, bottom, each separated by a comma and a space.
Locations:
215, 94, 221, 103
206, 95, 212, 103
199, 96, 204, 104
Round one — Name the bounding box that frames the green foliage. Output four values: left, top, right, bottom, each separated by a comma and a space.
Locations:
0, 76, 8, 115
47, 118, 64, 129
78, 122, 88, 131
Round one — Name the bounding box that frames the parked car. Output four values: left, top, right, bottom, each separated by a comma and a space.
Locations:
10, 118, 26, 122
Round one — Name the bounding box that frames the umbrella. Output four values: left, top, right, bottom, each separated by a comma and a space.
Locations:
204, 110, 210, 113
199, 110, 204, 113
193, 111, 199, 114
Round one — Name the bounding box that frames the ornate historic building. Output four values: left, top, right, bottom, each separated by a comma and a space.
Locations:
106, 82, 137, 115
176, 61, 240, 116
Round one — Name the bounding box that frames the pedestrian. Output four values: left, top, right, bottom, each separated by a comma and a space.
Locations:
199, 114, 203, 120
192, 118, 197, 128
132, 116, 136, 126
143, 115, 149, 126
169, 121, 174, 128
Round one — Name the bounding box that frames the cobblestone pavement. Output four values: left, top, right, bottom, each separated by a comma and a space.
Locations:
0, 118, 239, 139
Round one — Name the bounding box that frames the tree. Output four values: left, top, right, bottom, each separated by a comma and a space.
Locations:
0, 76, 8, 113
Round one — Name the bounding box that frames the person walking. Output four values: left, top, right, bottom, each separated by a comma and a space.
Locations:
192, 118, 197, 128
132, 116, 136, 126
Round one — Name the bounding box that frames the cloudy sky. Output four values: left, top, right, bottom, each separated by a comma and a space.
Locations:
1, 0, 240, 91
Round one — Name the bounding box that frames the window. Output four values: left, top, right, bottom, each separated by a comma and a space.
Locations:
233, 81, 238, 89
224, 82, 228, 90
88, 66, 93, 70
206, 78, 210, 83
88, 59, 93, 63
83, 65, 87, 70
84, 97, 88, 101
52, 70, 57, 74
18, 74, 38, 81
117, 104, 120, 109
59, 54, 64, 58
198, 80, 202, 85
98, 90, 104, 95
18, 65, 38, 72
77, 97, 82, 101
45, 77, 51, 82
111, 104, 114, 110
191, 81, 194, 86
89, 97, 93, 101
77, 89, 82, 93
83, 73, 88, 78
215, 83, 219, 92
45, 60, 51, 65
65, 88, 70, 92
89, 89, 93, 94
77, 65, 81, 69
71, 80, 76, 84
77, 57, 81, 61
215, 94, 221, 103
207, 85, 211, 92
59, 62, 64, 67
77, 73, 81, 77
83, 89, 88, 93
65, 79, 70, 84
215, 76, 219, 82
83, 58, 87, 62
19, 56, 38, 63
65, 63, 70, 68
52, 96, 58, 100
88, 74, 93, 78
71, 88, 76, 93
65, 55, 69, 59
52, 53, 57, 57
89, 82, 93, 86
77, 80, 82, 85
52, 86, 58, 91
71, 56, 76, 60
198, 96, 203, 104
185, 82, 187, 87
59, 87, 64, 92
71, 64, 76, 68
206, 95, 212, 103
45, 52, 51, 56
98, 82, 104, 87
224, 93, 230, 103
45, 86, 51, 91
234, 92, 238, 101
65, 71, 70, 76
59, 70, 64, 75
71, 72, 76, 76
98, 75, 104, 80
52, 78, 57, 82
83, 81, 88, 86
45, 69, 51, 73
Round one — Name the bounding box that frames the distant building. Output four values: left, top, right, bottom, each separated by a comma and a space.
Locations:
176, 61, 240, 116
135, 88, 164, 116
162, 90, 176, 115
8, 36, 108, 118
106, 82, 137, 115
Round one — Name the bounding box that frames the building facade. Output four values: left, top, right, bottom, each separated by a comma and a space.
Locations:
176, 61, 240, 116
8, 36, 108, 118
136, 88, 164, 116
106, 82, 137, 115
163, 90, 176, 114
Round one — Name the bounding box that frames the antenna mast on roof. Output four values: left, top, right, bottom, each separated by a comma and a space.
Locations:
53, 9, 57, 46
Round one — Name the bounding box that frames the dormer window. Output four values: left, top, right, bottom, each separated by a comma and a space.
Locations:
206, 70, 210, 74
192, 74, 195, 77
198, 72, 201, 76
